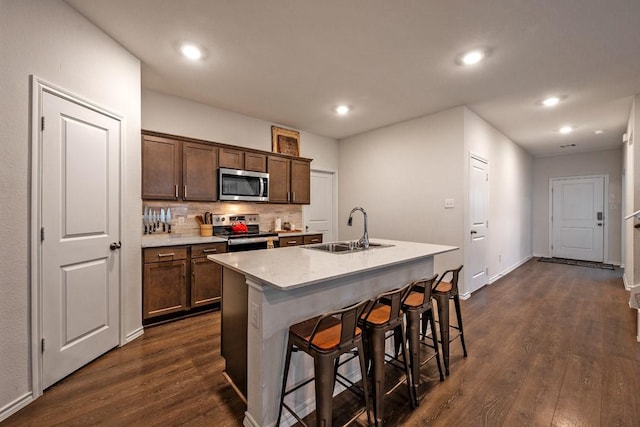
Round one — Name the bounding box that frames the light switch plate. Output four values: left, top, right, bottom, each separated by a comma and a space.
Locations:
444, 199, 455, 208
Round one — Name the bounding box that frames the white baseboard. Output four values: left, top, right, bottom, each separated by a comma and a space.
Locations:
0, 392, 33, 423
124, 326, 144, 345
532, 252, 547, 258
488, 255, 533, 285
623, 273, 632, 291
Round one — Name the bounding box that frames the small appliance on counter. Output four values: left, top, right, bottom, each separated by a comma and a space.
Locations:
212, 213, 278, 252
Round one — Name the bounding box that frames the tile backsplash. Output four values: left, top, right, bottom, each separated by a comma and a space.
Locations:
142, 201, 303, 236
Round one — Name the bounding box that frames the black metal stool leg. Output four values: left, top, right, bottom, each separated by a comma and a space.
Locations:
356, 340, 372, 427
453, 295, 468, 357
428, 310, 444, 381
399, 320, 416, 409
435, 293, 450, 375
370, 328, 386, 427
405, 310, 421, 407
277, 342, 294, 426
314, 353, 336, 427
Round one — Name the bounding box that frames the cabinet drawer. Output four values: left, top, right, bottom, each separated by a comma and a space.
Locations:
279, 236, 304, 247
303, 234, 323, 245
191, 242, 227, 258
143, 246, 188, 263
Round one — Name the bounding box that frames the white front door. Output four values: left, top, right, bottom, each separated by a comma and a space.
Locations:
304, 170, 335, 242
551, 176, 605, 262
468, 156, 488, 294
41, 90, 121, 389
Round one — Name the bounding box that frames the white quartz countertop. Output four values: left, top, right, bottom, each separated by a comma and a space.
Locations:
141, 235, 227, 248
207, 239, 457, 290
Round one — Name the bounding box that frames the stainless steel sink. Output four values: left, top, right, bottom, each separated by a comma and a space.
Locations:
305, 241, 394, 254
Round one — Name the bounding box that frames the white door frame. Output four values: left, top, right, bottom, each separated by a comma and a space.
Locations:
303, 168, 338, 242
29, 76, 125, 397
548, 174, 609, 263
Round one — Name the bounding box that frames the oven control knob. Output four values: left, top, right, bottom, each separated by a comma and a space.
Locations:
220, 217, 225, 222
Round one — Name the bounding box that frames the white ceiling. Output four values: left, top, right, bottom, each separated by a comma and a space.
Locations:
65, 0, 640, 157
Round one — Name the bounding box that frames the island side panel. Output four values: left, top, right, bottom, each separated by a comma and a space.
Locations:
221, 267, 248, 399
244, 256, 434, 427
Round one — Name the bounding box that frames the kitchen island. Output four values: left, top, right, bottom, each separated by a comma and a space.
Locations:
208, 239, 457, 427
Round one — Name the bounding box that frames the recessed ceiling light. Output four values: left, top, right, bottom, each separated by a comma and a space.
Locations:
180, 43, 203, 60
559, 126, 573, 134
542, 96, 560, 107
335, 105, 351, 115
461, 49, 485, 65
594, 129, 604, 134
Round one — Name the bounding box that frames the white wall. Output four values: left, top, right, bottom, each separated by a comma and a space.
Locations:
0, 0, 141, 418
142, 90, 339, 172
464, 108, 533, 284
338, 107, 466, 275
624, 95, 639, 288
532, 149, 623, 264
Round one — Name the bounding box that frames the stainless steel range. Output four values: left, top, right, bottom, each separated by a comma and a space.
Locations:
212, 213, 278, 252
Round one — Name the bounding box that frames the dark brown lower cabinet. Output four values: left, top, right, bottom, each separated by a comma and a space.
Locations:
143, 242, 226, 323
190, 243, 226, 307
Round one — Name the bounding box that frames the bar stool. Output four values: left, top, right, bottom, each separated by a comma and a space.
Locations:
359, 282, 415, 426
430, 265, 467, 375
277, 300, 372, 427
402, 274, 444, 406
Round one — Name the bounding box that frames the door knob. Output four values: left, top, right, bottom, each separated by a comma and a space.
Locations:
597, 223, 602, 227
110, 241, 122, 250
470, 230, 477, 234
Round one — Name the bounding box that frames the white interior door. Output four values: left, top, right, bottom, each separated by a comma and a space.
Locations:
41, 90, 121, 389
551, 176, 605, 262
468, 156, 488, 294
303, 170, 335, 242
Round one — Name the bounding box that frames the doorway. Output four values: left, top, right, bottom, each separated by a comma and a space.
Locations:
303, 170, 336, 242
467, 155, 489, 295
31, 79, 122, 392
550, 175, 607, 262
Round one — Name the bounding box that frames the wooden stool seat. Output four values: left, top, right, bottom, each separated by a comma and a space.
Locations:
290, 316, 362, 351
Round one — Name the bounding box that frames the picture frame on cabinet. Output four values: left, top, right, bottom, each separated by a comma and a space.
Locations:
271, 126, 300, 157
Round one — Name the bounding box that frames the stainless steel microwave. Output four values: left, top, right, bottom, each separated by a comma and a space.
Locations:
219, 168, 269, 202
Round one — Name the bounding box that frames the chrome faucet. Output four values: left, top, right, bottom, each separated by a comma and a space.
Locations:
347, 206, 369, 249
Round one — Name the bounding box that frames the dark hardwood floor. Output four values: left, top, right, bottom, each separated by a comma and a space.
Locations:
4, 259, 639, 426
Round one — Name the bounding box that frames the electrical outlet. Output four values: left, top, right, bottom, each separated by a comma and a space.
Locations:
178, 216, 185, 225
250, 302, 259, 328
444, 199, 455, 208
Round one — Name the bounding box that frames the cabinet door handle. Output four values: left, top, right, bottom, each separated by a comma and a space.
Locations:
292, 192, 295, 202
175, 185, 178, 199
202, 248, 217, 253
310, 239, 320, 243
157, 252, 175, 257
287, 240, 297, 245
184, 185, 188, 199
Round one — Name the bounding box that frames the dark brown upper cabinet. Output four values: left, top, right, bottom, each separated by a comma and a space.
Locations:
267, 156, 311, 204
219, 147, 267, 173
143, 133, 217, 201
